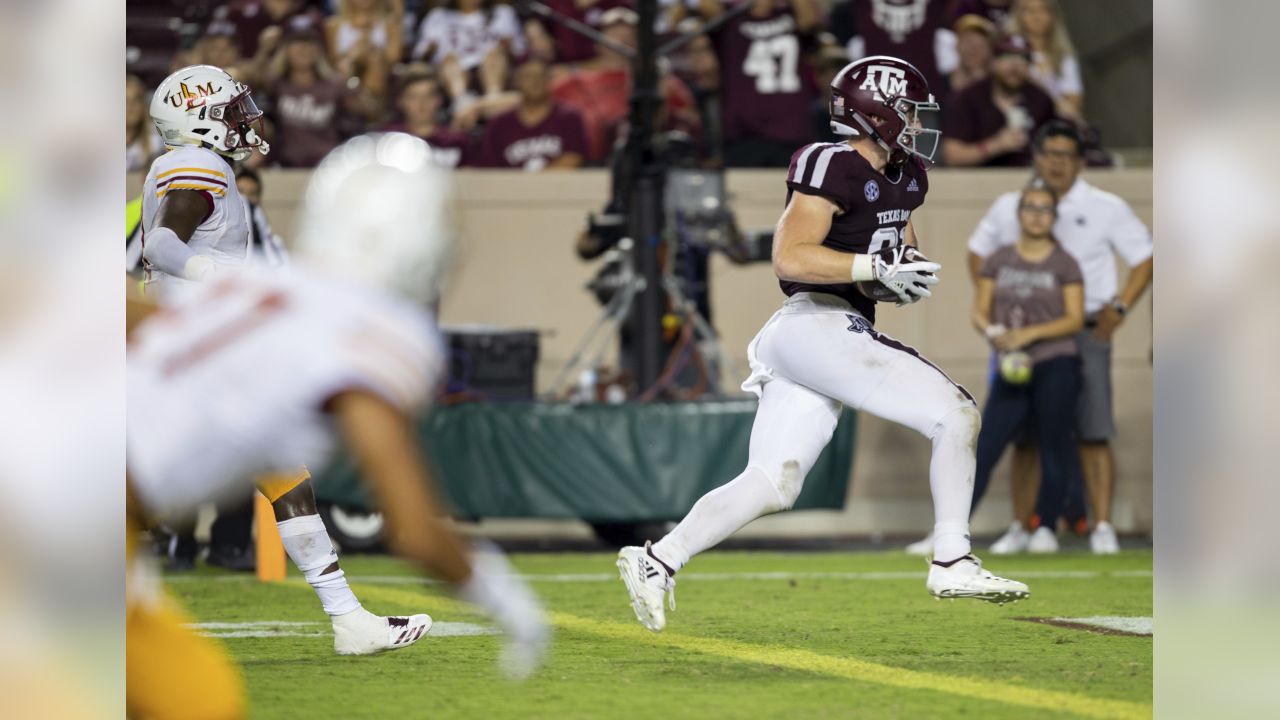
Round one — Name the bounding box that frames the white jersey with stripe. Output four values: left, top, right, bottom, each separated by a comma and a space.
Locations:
140, 145, 251, 294
127, 268, 444, 522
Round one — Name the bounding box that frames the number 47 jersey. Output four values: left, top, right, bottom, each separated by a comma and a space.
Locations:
781, 142, 930, 325
127, 269, 444, 523
715, 7, 816, 146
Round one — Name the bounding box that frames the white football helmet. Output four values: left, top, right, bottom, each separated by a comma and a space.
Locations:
294, 133, 456, 304
150, 64, 270, 161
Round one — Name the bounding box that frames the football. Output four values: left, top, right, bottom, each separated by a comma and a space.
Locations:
854, 247, 936, 302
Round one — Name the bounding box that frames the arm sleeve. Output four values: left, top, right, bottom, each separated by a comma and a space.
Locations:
142, 226, 200, 278
967, 193, 1017, 256
1107, 199, 1154, 266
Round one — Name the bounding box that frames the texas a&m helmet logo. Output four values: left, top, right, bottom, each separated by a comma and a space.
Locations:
858, 65, 909, 102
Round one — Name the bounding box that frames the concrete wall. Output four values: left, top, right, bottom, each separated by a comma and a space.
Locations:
128, 167, 1152, 536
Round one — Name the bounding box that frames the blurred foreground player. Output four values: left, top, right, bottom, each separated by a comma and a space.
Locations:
138, 65, 437, 653
127, 134, 549, 719
617, 56, 1029, 632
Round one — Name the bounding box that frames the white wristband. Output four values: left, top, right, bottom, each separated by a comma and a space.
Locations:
851, 254, 876, 282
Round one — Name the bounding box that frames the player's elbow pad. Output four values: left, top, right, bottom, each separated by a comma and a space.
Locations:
143, 226, 211, 280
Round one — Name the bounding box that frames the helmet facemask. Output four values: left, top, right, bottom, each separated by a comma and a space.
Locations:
890, 96, 940, 164
206, 86, 270, 161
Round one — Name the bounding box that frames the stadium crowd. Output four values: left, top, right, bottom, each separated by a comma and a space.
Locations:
127, 0, 1105, 171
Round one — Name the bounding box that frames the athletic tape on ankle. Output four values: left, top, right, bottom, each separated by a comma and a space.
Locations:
277, 515, 338, 574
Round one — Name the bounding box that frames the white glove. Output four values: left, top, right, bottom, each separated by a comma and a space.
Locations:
182, 255, 218, 281
876, 246, 941, 304
458, 543, 550, 680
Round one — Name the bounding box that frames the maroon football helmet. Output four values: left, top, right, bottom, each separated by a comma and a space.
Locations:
829, 56, 940, 165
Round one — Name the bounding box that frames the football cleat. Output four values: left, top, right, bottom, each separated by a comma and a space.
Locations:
1027, 526, 1059, 554
332, 607, 432, 655
926, 554, 1029, 605
904, 531, 934, 556
617, 542, 676, 632
1090, 521, 1120, 555
989, 521, 1031, 555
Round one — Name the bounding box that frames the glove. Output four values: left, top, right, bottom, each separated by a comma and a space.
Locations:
871, 246, 941, 305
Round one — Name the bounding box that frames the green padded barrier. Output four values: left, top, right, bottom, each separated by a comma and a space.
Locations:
312, 400, 855, 521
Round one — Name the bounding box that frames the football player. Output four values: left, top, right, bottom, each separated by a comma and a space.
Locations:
136, 65, 434, 655
617, 56, 1029, 632
127, 133, 549, 718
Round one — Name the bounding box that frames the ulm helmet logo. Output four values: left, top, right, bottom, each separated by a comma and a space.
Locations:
164, 82, 222, 110
858, 66, 908, 102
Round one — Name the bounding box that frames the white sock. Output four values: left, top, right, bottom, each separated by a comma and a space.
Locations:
929, 407, 979, 562
651, 466, 787, 573
277, 515, 361, 617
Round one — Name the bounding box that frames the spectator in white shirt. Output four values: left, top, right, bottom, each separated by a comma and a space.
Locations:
966, 120, 1152, 555
411, 0, 527, 111
1011, 0, 1083, 122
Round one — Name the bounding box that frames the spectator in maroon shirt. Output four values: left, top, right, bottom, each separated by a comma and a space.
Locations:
483, 60, 589, 170
550, 8, 700, 163
942, 34, 1056, 167
696, 0, 821, 168
830, 0, 957, 107
382, 71, 477, 168
949, 13, 996, 95
526, 0, 631, 66
227, 0, 325, 58
262, 22, 358, 167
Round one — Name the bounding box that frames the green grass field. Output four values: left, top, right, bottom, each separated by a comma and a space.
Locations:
166, 550, 1152, 719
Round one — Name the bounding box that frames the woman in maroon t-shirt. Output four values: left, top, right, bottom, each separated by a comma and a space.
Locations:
969, 182, 1085, 551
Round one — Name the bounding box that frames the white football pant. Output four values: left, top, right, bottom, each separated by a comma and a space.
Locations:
652, 293, 980, 569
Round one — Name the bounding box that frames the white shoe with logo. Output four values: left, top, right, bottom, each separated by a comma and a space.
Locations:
1090, 521, 1120, 554
617, 542, 676, 632
926, 554, 1029, 604
332, 607, 432, 655
904, 532, 934, 556
989, 522, 1031, 555
1027, 526, 1059, 554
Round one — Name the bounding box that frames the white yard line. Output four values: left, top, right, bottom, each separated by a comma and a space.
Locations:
187, 620, 497, 639
169, 568, 1152, 585
1055, 616, 1153, 635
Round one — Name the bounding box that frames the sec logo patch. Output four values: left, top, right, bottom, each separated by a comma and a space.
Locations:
864, 180, 880, 202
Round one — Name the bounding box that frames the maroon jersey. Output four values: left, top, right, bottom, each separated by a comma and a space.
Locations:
270, 78, 348, 168
715, 6, 816, 145
540, 0, 630, 64
481, 104, 588, 169
780, 142, 930, 324
850, 0, 949, 104
380, 122, 476, 168
943, 77, 1056, 166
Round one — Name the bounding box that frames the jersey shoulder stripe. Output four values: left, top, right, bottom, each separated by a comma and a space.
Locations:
149, 146, 233, 184
789, 142, 851, 189
156, 182, 227, 199
156, 166, 228, 181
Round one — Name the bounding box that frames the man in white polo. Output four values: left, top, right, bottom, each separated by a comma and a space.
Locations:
965, 120, 1152, 554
